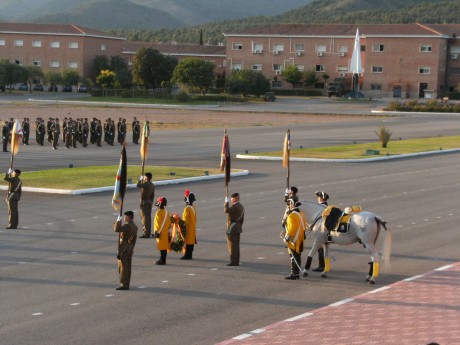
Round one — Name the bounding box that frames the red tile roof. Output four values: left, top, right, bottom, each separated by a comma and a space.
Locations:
0, 22, 124, 40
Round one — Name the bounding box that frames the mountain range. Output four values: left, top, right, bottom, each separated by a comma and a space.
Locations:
0, 0, 309, 29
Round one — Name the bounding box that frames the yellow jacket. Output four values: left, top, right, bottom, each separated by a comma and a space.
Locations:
182, 205, 197, 245
154, 208, 171, 251
285, 210, 306, 254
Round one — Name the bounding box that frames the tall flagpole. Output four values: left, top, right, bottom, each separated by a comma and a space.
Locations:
283, 129, 291, 191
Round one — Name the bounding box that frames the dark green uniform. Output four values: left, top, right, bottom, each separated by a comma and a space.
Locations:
136, 179, 155, 237
4, 172, 22, 229
224, 198, 244, 266
114, 220, 138, 289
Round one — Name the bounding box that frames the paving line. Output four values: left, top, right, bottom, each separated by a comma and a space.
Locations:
329, 298, 354, 307
285, 312, 313, 322
403, 275, 424, 282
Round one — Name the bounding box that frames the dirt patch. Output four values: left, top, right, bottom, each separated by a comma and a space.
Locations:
0, 102, 376, 130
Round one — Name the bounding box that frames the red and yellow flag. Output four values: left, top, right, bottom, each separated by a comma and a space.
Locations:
282, 129, 291, 168
140, 121, 150, 161
10, 119, 23, 157
220, 129, 231, 186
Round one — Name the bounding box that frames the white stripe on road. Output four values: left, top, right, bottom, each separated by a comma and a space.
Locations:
285, 312, 313, 322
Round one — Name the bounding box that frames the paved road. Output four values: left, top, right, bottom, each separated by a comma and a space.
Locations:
0, 104, 459, 344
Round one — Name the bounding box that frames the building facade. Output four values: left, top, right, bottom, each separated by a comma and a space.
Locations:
0, 23, 125, 80
224, 24, 460, 98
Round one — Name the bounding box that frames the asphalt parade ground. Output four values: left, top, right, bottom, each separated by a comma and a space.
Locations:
0, 96, 459, 345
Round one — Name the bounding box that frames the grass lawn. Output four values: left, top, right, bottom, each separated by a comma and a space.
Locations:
253, 136, 460, 159
0, 166, 223, 190
82, 96, 242, 105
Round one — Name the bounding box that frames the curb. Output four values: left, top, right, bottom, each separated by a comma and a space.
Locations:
0, 170, 249, 195
236, 148, 460, 163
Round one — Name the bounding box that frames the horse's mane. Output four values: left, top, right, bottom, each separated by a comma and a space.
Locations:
299, 199, 326, 225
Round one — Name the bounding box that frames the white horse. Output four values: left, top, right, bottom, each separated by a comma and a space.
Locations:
300, 200, 392, 284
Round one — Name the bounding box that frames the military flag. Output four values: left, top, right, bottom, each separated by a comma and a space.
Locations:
112, 145, 127, 211
140, 121, 150, 176
10, 119, 23, 157
282, 129, 291, 168
220, 129, 231, 188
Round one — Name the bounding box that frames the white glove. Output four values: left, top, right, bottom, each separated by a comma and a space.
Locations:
285, 188, 289, 194
225, 197, 230, 203
7, 168, 13, 174
139, 175, 144, 181
117, 215, 123, 222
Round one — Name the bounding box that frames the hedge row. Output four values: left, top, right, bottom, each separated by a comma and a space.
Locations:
386, 99, 460, 113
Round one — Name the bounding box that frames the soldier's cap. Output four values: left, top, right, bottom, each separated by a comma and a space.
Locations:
14, 169, 21, 175
231, 192, 239, 198
290, 186, 298, 194
145, 172, 152, 179
124, 211, 134, 217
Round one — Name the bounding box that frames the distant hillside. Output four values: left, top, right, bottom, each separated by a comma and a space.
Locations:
32, 0, 184, 29
112, 0, 460, 43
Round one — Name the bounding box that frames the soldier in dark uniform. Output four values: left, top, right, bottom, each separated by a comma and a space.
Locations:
62, 117, 68, 144
35, 118, 41, 144
71, 120, 78, 148
82, 118, 89, 147
4, 168, 22, 229
47, 117, 53, 143
137, 172, 155, 238
2, 121, 10, 152
90, 117, 97, 144
65, 121, 72, 149
96, 120, 103, 147
224, 192, 245, 266
38, 119, 46, 146
22, 118, 30, 145
108, 120, 115, 146
119, 118, 127, 144
132, 117, 140, 144
114, 210, 138, 290
52, 118, 60, 150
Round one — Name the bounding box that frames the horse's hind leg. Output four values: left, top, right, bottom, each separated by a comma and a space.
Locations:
366, 244, 380, 284
321, 244, 330, 278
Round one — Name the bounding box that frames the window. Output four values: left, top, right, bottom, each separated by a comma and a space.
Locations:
294, 43, 304, 52
32, 40, 42, 48
273, 64, 283, 71
0, 39, 6, 46
232, 43, 242, 50
372, 66, 383, 73
372, 44, 384, 52
14, 40, 24, 47
253, 43, 263, 52
101, 44, 107, 51
371, 84, 382, 91
295, 64, 304, 72
449, 67, 460, 75
32, 60, 41, 67
69, 41, 79, 49
338, 45, 348, 53
316, 44, 326, 52
273, 44, 284, 52
50, 41, 60, 48
14, 59, 23, 66
315, 64, 325, 72
419, 67, 430, 74
252, 64, 262, 71
231, 63, 242, 70
337, 65, 348, 73
50, 60, 60, 68
68, 61, 78, 69
420, 45, 432, 53
360, 45, 366, 52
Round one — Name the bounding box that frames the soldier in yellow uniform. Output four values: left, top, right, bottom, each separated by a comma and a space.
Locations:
153, 197, 171, 265
114, 211, 138, 290
283, 199, 306, 280
181, 190, 197, 260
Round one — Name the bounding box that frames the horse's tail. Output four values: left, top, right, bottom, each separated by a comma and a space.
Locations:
375, 216, 392, 274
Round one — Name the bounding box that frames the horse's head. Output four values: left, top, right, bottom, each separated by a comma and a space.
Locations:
299, 199, 326, 227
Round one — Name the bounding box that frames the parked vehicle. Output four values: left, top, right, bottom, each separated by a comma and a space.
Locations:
33, 84, 44, 91
77, 85, 89, 93
326, 77, 351, 97
62, 85, 72, 92
263, 92, 276, 102
18, 83, 29, 91
48, 85, 58, 92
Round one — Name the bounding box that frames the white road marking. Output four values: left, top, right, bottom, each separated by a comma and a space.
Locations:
277, 252, 284, 255
92, 216, 98, 219
187, 273, 196, 276
285, 312, 313, 322
105, 294, 114, 297
161, 280, 169, 283
368, 286, 391, 294
397, 225, 403, 228
403, 275, 423, 282
18, 262, 27, 264
233, 334, 252, 340
435, 265, 454, 271
330, 298, 354, 307
138, 286, 148, 289
70, 303, 80, 306
32, 313, 43, 316
46, 222, 53, 225
70, 219, 76, 222
257, 257, 265, 260
251, 329, 265, 334
424, 219, 429, 222
71, 252, 78, 254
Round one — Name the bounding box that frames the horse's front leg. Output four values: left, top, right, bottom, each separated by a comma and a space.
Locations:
303, 240, 323, 277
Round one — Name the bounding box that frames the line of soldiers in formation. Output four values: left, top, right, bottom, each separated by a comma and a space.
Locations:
2, 117, 143, 151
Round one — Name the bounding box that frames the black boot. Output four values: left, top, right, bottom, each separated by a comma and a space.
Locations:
155, 250, 167, 265
313, 247, 325, 272
293, 252, 301, 279
285, 254, 299, 280
180, 245, 193, 260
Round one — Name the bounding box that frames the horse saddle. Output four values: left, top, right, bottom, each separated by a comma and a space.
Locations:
322, 206, 362, 233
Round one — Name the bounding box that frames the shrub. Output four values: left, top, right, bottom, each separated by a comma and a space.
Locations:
174, 90, 190, 102
375, 126, 392, 148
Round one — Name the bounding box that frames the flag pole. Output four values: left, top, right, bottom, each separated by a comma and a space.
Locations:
220, 128, 230, 198
283, 129, 291, 191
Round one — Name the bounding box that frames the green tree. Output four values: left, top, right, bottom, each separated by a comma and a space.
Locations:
0, 60, 21, 92
303, 69, 318, 88
227, 70, 270, 97
25, 65, 44, 92
62, 69, 81, 86
172, 58, 215, 96
43, 71, 63, 91
96, 69, 117, 89
199, 29, 204, 45
132, 47, 177, 89
91, 55, 110, 82
281, 64, 303, 88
